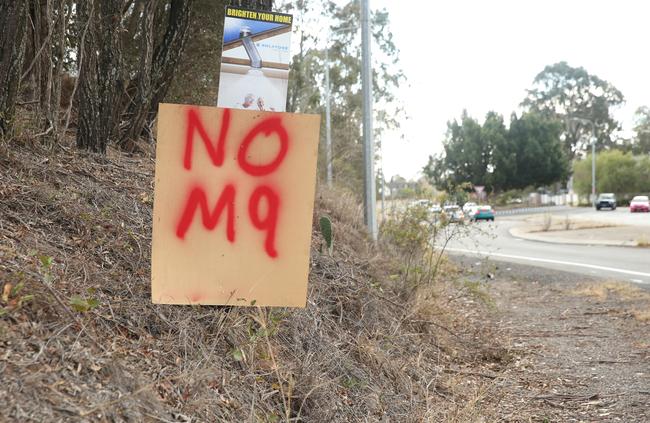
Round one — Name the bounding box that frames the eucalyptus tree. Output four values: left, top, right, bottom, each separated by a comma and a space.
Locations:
521, 61, 624, 158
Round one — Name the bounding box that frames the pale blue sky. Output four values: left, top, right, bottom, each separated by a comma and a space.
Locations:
373, 0, 650, 180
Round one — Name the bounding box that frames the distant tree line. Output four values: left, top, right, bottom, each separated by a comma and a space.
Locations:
424, 110, 568, 193
425, 61, 650, 194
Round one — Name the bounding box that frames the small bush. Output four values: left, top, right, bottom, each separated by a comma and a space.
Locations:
381, 204, 467, 297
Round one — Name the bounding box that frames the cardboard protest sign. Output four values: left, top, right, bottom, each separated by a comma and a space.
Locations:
152, 103, 320, 307
217, 6, 293, 112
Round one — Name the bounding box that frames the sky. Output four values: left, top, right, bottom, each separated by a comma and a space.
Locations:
371, 0, 650, 180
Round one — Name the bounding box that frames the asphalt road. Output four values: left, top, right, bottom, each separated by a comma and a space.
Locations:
443, 208, 650, 285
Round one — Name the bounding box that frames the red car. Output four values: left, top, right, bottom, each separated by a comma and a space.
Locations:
630, 195, 650, 212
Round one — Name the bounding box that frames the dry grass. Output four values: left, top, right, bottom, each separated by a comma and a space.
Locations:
0, 140, 508, 421
632, 309, 650, 322
637, 235, 650, 247
572, 281, 650, 302
572, 281, 650, 323
526, 215, 617, 233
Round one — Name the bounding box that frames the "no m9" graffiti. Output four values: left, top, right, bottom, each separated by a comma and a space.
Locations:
175, 108, 288, 258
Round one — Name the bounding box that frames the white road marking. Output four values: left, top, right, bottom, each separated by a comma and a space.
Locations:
631, 279, 643, 283
445, 247, 650, 283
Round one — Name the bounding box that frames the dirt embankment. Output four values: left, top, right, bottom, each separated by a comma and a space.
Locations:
4, 142, 648, 422
1, 142, 514, 422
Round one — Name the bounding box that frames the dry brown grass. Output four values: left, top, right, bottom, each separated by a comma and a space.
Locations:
0, 141, 508, 421
572, 281, 650, 323
572, 281, 650, 302
632, 309, 650, 322
526, 214, 617, 233
636, 235, 650, 248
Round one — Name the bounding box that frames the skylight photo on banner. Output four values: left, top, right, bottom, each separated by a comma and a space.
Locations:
217, 7, 293, 112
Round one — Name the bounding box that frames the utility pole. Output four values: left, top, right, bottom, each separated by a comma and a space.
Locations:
361, 0, 377, 240
324, 45, 333, 187
568, 117, 597, 206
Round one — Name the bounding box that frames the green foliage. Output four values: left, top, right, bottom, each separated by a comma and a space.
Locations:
285, 0, 404, 194
573, 150, 650, 196
39, 255, 53, 269
38, 255, 54, 284
319, 216, 333, 253
483, 112, 512, 191
381, 204, 465, 296
439, 111, 490, 188
1, 281, 34, 317
425, 111, 568, 192
521, 61, 624, 157
69, 293, 100, 313
507, 112, 569, 189
231, 348, 244, 362
341, 375, 366, 390
622, 106, 650, 155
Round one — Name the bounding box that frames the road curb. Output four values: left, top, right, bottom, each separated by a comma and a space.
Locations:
509, 226, 639, 247
495, 205, 571, 216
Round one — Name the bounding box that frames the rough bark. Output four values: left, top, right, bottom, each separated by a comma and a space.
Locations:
118, 0, 154, 150
76, 0, 124, 153
118, 0, 192, 149
146, 0, 192, 121
229, 0, 273, 10
0, 1, 28, 137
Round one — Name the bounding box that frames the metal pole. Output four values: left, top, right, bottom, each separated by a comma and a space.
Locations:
324, 43, 333, 187
591, 133, 596, 207
568, 117, 597, 207
361, 0, 377, 240
380, 169, 386, 223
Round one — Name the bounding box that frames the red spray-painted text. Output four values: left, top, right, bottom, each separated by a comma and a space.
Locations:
176, 108, 287, 258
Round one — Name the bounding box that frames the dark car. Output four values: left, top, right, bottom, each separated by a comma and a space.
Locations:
596, 193, 616, 211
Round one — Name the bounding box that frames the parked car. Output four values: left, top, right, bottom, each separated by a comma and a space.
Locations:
596, 193, 617, 211
470, 205, 495, 222
443, 205, 464, 223
630, 195, 650, 212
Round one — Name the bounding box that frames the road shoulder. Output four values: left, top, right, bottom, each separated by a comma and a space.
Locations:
453, 256, 650, 421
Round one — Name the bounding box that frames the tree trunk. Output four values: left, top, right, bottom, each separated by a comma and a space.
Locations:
119, 0, 192, 149
76, 0, 124, 153
118, 0, 154, 151
229, 0, 273, 10
146, 0, 192, 122
0, 1, 28, 137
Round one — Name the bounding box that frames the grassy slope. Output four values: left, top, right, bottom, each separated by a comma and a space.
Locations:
0, 142, 508, 422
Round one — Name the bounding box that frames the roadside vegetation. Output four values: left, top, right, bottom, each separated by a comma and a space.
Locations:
1, 139, 515, 421
423, 61, 650, 201
0, 2, 512, 421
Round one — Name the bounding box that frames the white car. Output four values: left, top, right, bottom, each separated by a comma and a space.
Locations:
462, 202, 478, 215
